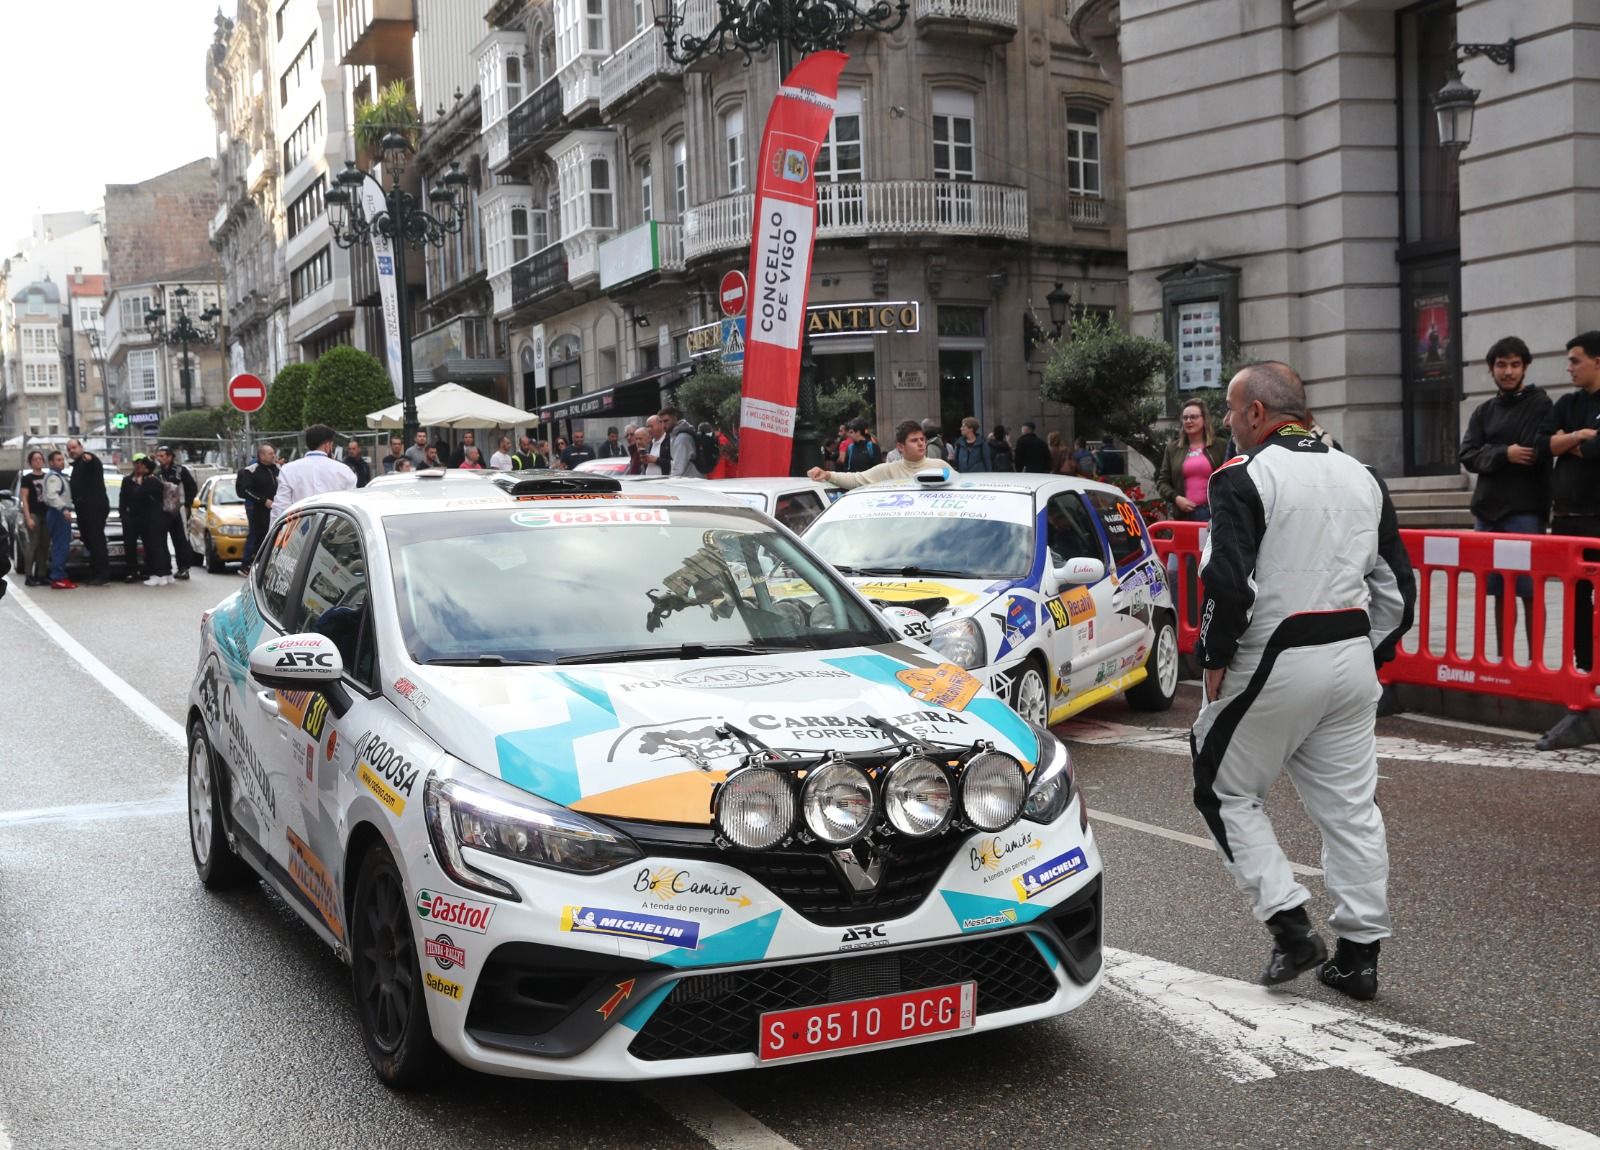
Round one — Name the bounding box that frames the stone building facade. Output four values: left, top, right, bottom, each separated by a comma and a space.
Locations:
472, 0, 1126, 447
1072, 0, 1594, 478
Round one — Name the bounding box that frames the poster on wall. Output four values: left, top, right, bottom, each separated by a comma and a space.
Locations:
1176, 299, 1223, 391
1413, 293, 1451, 379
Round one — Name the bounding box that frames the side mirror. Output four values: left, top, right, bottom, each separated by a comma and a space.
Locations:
877, 604, 932, 641
1056, 556, 1105, 585
250, 634, 344, 689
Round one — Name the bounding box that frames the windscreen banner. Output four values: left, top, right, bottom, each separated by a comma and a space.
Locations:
736, 50, 847, 477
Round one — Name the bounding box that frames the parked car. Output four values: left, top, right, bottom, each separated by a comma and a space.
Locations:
706, 477, 839, 534
803, 473, 1180, 726
187, 468, 1102, 1084
2, 469, 134, 578
187, 475, 249, 573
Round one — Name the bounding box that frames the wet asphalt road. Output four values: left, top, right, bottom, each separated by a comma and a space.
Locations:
0, 572, 1595, 1150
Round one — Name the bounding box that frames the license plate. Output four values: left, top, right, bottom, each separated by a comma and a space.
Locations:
758, 982, 975, 1062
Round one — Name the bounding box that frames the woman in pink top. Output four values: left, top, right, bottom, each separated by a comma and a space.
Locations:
1156, 400, 1227, 521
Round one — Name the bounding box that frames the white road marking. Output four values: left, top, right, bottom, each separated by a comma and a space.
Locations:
1090, 810, 1323, 876
0, 786, 185, 829
7, 584, 186, 746
637, 1081, 802, 1150
1104, 947, 1600, 1150
1062, 718, 1600, 776
1399, 712, 1541, 742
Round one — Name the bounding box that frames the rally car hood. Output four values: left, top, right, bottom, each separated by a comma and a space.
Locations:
395, 645, 1038, 825
842, 575, 1016, 627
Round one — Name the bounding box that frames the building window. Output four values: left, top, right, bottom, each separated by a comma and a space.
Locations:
932, 88, 976, 182
556, 0, 607, 66
23, 363, 61, 390
128, 349, 159, 406
506, 54, 524, 108
587, 0, 606, 52
817, 88, 863, 182
287, 176, 326, 238
279, 33, 317, 107
723, 106, 746, 193
275, 0, 287, 40
634, 0, 647, 32
22, 326, 58, 354
590, 158, 614, 228
511, 208, 531, 261
283, 103, 323, 170
1066, 107, 1101, 196
120, 294, 155, 331
78, 305, 100, 327
639, 159, 653, 222
672, 137, 687, 217
290, 246, 333, 303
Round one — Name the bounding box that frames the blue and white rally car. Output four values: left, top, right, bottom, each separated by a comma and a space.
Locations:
186, 470, 1102, 1084
803, 473, 1180, 726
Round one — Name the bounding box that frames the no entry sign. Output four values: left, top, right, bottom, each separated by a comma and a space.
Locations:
228, 373, 267, 413
719, 269, 748, 318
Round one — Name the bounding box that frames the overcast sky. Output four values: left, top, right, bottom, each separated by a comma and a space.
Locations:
0, 1, 222, 256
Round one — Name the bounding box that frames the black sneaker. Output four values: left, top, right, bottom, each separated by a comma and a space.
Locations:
1262, 905, 1328, 986
174, 569, 190, 581
1319, 938, 1380, 1001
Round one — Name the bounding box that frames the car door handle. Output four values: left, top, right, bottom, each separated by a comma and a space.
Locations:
255, 690, 280, 718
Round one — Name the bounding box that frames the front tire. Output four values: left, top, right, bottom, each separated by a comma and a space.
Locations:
1009, 660, 1050, 727
188, 719, 252, 888
204, 532, 226, 574
351, 841, 439, 1089
1126, 612, 1180, 712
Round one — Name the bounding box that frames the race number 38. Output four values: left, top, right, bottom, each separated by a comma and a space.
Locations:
758, 982, 974, 1061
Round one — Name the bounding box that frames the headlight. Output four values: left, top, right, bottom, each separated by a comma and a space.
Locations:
424, 771, 641, 899
714, 766, 797, 850
960, 750, 1027, 831
801, 761, 876, 845
883, 755, 953, 837
927, 617, 987, 669
1020, 720, 1077, 826
217, 524, 249, 537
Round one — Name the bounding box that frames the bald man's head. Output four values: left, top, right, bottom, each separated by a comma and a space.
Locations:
1225, 361, 1308, 449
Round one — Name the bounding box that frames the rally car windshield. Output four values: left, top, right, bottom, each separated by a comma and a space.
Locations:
384, 505, 891, 664
806, 490, 1037, 580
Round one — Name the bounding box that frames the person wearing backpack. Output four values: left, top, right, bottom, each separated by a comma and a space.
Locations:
40, 450, 76, 588
953, 417, 993, 472
987, 424, 1015, 473
663, 407, 706, 479
154, 445, 199, 580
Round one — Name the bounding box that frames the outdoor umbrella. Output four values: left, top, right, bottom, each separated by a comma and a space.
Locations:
365, 382, 537, 429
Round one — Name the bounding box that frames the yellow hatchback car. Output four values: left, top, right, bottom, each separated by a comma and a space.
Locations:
187, 475, 249, 573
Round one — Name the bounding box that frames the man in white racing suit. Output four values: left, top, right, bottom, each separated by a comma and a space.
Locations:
1192, 362, 1415, 1000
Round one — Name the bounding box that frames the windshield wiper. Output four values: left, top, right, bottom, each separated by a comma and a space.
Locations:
854, 565, 972, 578
423, 655, 547, 667
555, 643, 788, 665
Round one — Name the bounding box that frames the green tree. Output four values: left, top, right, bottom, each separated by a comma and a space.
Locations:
1040, 310, 1175, 470
673, 359, 741, 427
158, 409, 221, 443
816, 380, 874, 433
303, 346, 395, 431
260, 363, 314, 432
354, 79, 420, 162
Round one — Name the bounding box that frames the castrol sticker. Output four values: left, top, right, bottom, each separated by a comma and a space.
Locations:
415, 889, 496, 934
511, 507, 670, 528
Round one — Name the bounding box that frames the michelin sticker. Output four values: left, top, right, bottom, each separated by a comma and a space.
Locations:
1012, 848, 1088, 901
561, 906, 701, 948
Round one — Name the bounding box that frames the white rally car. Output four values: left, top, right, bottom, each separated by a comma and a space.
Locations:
186, 470, 1102, 1084
802, 473, 1179, 726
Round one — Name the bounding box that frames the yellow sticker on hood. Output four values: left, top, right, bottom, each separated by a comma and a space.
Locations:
895, 663, 981, 711
857, 580, 981, 606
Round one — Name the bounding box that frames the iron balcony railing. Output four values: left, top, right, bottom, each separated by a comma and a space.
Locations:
599, 26, 685, 113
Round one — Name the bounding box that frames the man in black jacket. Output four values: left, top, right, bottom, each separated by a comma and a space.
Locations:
236, 444, 279, 575
1541, 331, 1600, 674
66, 438, 112, 584
1012, 422, 1051, 473
154, 446, 200, 579
1458, 337, 1551, 650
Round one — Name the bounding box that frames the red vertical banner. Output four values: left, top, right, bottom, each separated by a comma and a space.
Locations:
736, 51, 848, 477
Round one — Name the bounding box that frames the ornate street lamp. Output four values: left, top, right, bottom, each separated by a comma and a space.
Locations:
146, 284, 222, 411
651, 0, 908, 474
323, 130, 470, 444
1433, 39, 1515, 154
654, 0, 909, 74
1047, 282, 1073, 339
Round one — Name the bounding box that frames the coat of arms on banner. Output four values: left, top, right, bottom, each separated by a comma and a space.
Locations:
775, 148, 809, 182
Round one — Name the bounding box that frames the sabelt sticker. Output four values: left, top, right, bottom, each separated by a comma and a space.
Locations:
416, 889, 495, 934
560, 906, 701, 948
511, 507, 670, 528
895, 662, 981, 711
1011, 848, 1088, 901
424, 971, 463, 1000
